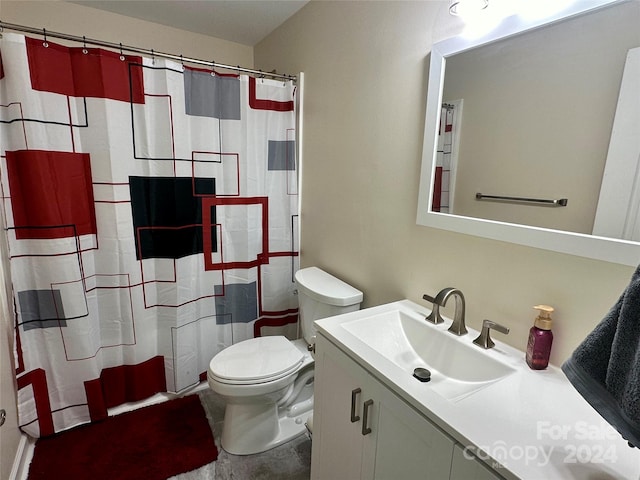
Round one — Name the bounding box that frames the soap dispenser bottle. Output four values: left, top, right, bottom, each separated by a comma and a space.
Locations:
526, 305, 554, 370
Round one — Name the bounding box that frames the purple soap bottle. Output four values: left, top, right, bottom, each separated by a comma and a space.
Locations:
525, 305, 554, 370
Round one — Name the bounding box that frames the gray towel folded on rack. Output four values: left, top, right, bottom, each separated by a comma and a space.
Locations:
562, 265, 640, 447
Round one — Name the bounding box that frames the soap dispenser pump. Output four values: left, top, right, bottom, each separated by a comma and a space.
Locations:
525, 305, 554, 370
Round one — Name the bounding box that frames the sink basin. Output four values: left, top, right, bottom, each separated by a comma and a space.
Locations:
339, 303, 517, 401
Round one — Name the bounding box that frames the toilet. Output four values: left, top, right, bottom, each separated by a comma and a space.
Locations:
207, 266, 363, 455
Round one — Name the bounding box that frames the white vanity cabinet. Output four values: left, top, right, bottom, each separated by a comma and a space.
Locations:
311, 334, 457, 479
311, 300, 640, 480
450, 444, 504, 480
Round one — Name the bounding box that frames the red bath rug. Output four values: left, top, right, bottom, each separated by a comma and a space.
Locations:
28, 394, 217, 480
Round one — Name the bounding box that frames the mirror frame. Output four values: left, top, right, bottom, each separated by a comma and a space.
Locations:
416, 0, 640, 266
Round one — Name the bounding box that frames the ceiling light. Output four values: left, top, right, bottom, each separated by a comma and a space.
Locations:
449, 0, 489, 16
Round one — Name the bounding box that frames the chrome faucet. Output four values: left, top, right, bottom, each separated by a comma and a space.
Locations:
422, 288, 467, 335
473, 319, 510, 349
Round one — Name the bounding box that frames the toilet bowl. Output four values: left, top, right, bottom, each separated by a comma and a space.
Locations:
208, 267, 363, 455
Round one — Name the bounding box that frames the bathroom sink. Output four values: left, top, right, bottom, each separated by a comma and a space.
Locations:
339, 303, 517, 401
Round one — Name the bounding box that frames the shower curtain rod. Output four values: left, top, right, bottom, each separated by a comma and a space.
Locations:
0, 20, 297, 82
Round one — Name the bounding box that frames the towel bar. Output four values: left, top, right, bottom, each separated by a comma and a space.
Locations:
475, 193, 568, 207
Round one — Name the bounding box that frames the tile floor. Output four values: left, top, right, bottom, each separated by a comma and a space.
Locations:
172, 390, 312, 480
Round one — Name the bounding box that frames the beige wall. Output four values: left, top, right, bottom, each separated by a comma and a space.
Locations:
256, 1, 634, 363
0, 1, 253, 476
445, 2, 640, 234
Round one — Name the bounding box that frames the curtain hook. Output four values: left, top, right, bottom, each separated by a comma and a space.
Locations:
42, 28, 48, 48
211, 60, 215, 77
82, 35, 88, 54
180, 54, 184, 70
151, 48, 155, 65
119, 42, 125, 61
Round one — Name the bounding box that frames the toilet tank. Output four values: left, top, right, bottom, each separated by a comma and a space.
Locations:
295, 267, 363, 344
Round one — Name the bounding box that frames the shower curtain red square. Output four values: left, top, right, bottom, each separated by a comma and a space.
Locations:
25, 37, 145, 104
6, 150, 97, 239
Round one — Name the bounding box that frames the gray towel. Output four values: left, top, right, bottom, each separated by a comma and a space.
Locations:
562, 265, 640, 447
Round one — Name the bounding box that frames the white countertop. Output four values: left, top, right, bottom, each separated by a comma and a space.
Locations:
315, 300, 640, 480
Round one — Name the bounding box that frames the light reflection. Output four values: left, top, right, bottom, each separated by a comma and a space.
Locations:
460, 0, 579, 38
461, 0, 514, 38
516, 0, 577, 20
450, 0, 489, 17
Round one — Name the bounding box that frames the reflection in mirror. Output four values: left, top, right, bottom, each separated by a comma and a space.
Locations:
440, 1, 640, 236
417, 0, 640, 266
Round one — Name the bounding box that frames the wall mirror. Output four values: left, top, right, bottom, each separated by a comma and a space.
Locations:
417, 0, 640, 266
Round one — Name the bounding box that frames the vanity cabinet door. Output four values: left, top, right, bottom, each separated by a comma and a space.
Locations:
312, 334, 455, 480
450, 444, 505, 480
311, 334, 373, 479
369, 384, 455, 480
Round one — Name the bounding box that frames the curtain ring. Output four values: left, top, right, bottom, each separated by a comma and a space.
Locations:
211, 60, 215, 77
42, 28, 48, 48
119, 42, 125, 61
82, 35, 88, 54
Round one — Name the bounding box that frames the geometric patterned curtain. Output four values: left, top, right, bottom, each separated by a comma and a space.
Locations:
0, 33, 298, 437
432, 103, 455, 213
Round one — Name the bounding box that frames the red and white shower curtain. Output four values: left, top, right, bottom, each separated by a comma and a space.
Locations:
0, 33, 299, 437
432, 104, 455, 213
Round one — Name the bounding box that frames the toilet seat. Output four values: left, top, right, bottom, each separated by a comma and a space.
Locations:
209, 336, 304, 385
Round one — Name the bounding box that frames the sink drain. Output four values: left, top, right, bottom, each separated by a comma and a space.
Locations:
413, 367, 431, 383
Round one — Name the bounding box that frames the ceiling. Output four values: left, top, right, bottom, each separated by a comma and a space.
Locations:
70, 0, 309, 46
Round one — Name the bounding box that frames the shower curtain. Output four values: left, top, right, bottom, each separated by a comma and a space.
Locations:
0, 33, 299, 437
433, 104, 456, 213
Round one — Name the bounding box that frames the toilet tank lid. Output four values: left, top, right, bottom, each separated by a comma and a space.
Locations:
295, 267, 363, 307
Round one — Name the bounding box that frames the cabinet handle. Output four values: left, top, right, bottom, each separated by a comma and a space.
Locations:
362, 399, 374, 435
350, 388, 361, 422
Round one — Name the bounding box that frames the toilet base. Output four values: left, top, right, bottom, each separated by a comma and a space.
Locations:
221, 395, 313, 455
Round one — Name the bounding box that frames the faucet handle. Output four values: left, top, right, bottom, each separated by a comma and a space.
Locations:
422, 293, 445, 324
422, 293, 436, 303
473, 319, 509, 349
